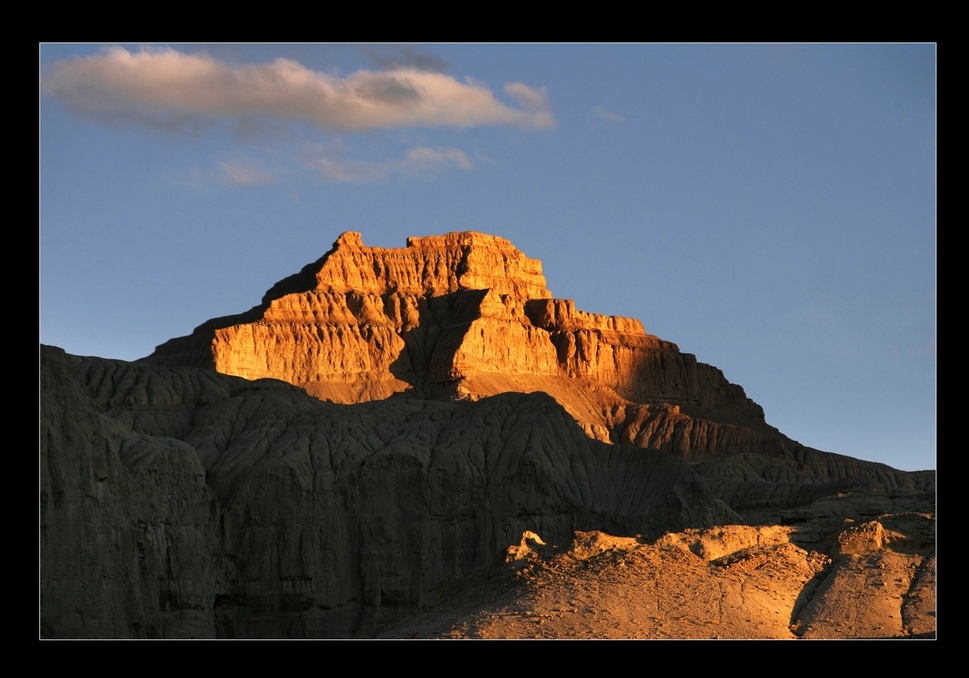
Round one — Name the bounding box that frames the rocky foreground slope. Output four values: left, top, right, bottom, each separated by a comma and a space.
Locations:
41, 231, 935, 638
387, 519, 936, 640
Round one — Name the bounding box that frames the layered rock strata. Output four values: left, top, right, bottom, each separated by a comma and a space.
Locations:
142, 230, 936, 493
143, 231, 782, 458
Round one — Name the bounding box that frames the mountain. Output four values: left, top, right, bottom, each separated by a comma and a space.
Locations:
40, 231, 935, 639
143, 231, 768, 435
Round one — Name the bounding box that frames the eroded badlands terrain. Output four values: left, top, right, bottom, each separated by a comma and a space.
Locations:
41, 231, 935, 639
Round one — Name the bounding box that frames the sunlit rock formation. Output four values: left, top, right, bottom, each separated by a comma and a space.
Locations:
143, 232, 782, 456
142, 231, 933, 490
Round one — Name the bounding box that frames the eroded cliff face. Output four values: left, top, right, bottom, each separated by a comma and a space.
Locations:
143, 231, 778, 459
40, 348, 224, 638
40, 345, 935, 639
41, 345, 740, 638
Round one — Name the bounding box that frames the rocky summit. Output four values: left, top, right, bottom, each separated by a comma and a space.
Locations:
40, 231, 936, 639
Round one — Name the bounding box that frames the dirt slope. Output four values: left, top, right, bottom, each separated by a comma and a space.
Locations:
381, 494, 936, 640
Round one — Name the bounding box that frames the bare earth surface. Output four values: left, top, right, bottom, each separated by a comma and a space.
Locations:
381, 493, 936, 640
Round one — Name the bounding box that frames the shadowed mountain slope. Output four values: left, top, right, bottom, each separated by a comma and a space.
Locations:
40, 345, 935, 639
42, 345, 742, 638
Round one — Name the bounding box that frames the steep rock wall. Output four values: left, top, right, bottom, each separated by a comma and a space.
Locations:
42, 345, 740, 638
40, 349, 225, 638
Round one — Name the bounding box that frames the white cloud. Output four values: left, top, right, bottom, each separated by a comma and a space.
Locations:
42, 46, 556, 133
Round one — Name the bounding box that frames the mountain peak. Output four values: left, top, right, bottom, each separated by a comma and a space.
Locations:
144, 230, 780, 456
312, 229, 551, 300
334, 230, 364, 247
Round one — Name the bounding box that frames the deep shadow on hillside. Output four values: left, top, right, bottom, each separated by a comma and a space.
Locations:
40, 345, 934, 639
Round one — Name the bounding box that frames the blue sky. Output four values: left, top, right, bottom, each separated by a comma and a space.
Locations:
39, 43, 936, 472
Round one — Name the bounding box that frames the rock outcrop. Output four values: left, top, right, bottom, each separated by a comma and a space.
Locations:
383, 511, 936, 639
142, 231, 771, 452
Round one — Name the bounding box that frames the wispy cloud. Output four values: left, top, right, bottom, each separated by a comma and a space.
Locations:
42, 46, 555, 133
505, 82, 553, 113
303, 144, 474, 182
219, 161, 275, 186
592, 106, 624, 123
